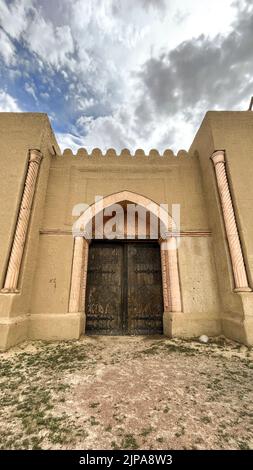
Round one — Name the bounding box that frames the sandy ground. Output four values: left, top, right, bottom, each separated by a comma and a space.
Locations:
0, 335, 252, 450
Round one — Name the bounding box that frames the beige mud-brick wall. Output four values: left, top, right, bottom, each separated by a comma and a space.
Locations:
2, 111, 252, 350
0, 113, 60, 350
176, 236, 221, 336
31, 147, 221, 339
190, 111, 253, 344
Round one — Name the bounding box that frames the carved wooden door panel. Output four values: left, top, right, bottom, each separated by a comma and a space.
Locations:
85, 241, 163, 335
85, 242, 123, 334
127, 243, 163, 334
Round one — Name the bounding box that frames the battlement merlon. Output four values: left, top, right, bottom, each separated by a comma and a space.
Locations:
60, 148, 190, 159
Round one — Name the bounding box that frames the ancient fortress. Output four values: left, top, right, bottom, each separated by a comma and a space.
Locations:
0, 111, 253, 350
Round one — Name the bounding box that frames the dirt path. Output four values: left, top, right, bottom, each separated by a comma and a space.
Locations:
0, 335, 252, 449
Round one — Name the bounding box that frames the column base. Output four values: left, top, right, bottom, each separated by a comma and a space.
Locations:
0, 288, 20, 293
233, 287, 252, 293
222, 314, 253, 346
29, 312, 85, 341
0, 315, 29, 351
0, 312, 86, 351
163, 311, 222, 338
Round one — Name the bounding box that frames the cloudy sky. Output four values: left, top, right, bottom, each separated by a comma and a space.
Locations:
0, 0, 252, 153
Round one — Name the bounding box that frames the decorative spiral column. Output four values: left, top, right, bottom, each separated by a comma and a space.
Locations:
211, 150, 251, 291
160, 237, 182, 312
69, 237, 89, 313
2, 149, 43, 292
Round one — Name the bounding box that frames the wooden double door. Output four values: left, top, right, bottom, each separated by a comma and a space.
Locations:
85, 241, 164, 335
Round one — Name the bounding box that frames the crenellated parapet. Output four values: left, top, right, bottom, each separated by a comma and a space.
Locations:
60, 147, 190, 159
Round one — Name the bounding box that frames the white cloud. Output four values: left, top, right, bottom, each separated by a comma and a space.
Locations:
24, 82, 37, 101
67, 0, 253, 153
0, 0, 251, 153
0, 90, 21, 112
75, 97, 95, 111
0, 0, 33, 40
56, 132, 84, 153
74, 100, 196, 154
40, 91, 50, 100
0, 29, 15, 65
26, 19, 75, 70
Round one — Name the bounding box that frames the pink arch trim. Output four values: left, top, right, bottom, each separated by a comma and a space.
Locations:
73, 190, 176, 238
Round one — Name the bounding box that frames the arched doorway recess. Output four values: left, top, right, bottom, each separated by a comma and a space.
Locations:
68, 191, 182, 334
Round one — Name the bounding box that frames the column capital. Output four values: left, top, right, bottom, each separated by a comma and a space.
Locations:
159, 232, 179, 243
210, 150, 225, 166
160, 237, 182, 312
159, 236, 170, 245
72, 233, 91, 243
29, 149, 43, 164
234, 287, 252, 293
159, 236, 167, 244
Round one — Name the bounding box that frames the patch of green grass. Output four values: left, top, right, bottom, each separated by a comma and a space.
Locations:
140, 426, 153, 437
200, 415, 212, 424
89, 402, 100, 409
105, 424, 112, 432
0, 337, 252, 450
175, 426, 185, 438
0, 341, 99, 449
121, 433, 139, 449
111, 440, 120, 450
238, 440, 250, 450
113, 412, 126, 423
147, 342, 197, 356
90, 416, 100, 426
142, 346, 160, 355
